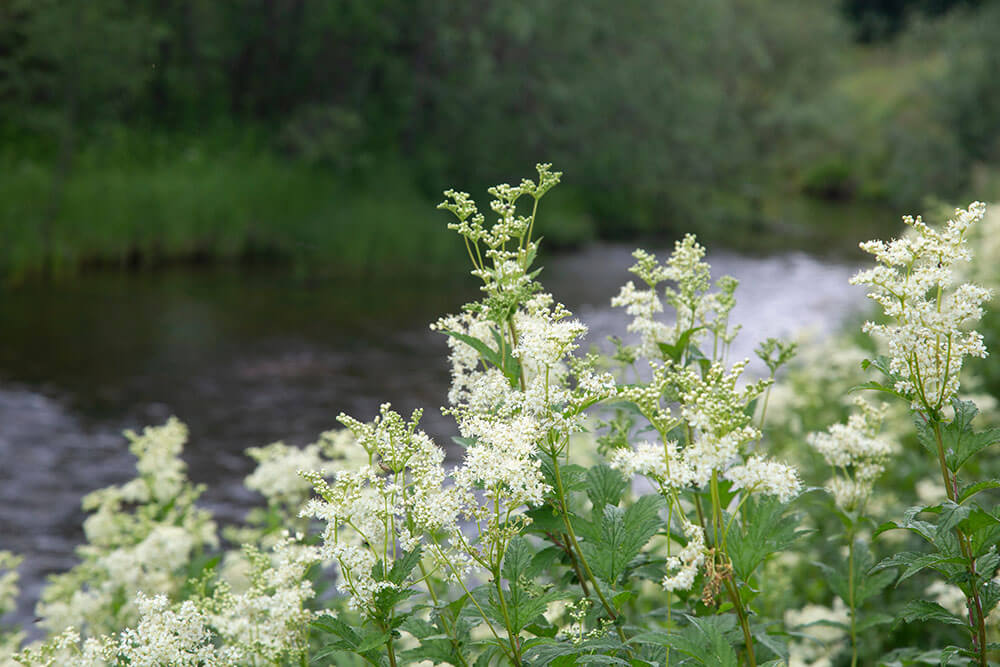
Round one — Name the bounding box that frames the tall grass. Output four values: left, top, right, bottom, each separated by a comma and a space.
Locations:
0, 128, 470, 280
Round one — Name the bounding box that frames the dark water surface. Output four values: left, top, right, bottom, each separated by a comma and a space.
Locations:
0, 244, 867, 629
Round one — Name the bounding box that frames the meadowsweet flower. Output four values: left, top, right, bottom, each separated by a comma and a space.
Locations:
609, 440, 695, 490
245, 441, 327, 509
662, 519, 706, 592
209, 537, 320, 664
611, 280, 670, 360
675, 360, 771, 486
808, 398, 894, 511
13, 626, 115, 667
36, 419, 217, 637
300, 405, 469, 613
724, 456, 801, 502
851, 202, 992, 410
117, 594, 217, 666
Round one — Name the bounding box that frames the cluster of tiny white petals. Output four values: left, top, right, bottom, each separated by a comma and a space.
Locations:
0, 551, 21, 619
209, 537, 320, 663
724, 456, 802, 503
13, 626, 115, 667
455, 414, 549, 507
673, 360, 776, 486
245, 441, 327, 509
612, 280, 670, 360
808, 398, 894, 510
609, 441, 694, 490
36, 419, 217, 637
117, 593, 216, 666
299, 405, 467, 615
662, 520, 706, 592
851, 202, 992, 409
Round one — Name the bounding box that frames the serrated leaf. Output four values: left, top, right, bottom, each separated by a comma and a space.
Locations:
579, 494, 664, 583
502, 535, 534, 585
855, 612, 894, 632
895, 600, 968, 628
727, 496, 803, 582
586, 465, 628, 516
670, 616, 740, 667
958, 479, 1000, 504
873, 552, 966, 585
388, 547, 423, 585
938, 398, 1000, 473
354, 631, 391, 653
399, 638, 462, 666
311, 615, 360, 647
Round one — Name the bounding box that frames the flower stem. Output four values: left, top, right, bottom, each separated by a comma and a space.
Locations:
931, 419, 988, 667
723, 576, 756, 667
549, 451, 629, 644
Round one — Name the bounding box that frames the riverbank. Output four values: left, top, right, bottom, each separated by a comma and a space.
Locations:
2, 127, 909, 283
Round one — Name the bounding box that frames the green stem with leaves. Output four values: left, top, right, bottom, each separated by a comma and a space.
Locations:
930, 419, 989, 667
548, 451, 629, 644
846, 526, 858, 667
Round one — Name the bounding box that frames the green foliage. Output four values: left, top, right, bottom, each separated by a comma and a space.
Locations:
578, 495, 665, 585
726, 497, 804, 583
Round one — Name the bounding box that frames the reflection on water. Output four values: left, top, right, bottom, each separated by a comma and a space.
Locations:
0, 244, 868, 629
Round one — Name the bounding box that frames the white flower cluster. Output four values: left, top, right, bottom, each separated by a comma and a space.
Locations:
851, 202, 992, 409
13, 626, 115, 667
662, 519, 706, 592
35, 419, 217, 637
0, 552, 25, 664
245, 441, 328, 510
209, 537, 320, 664
611, 237, 740, 360
300, 405, 469, 614
724, 456, 801, 503
611, 279, 670, 360
808, 398, 894, 511
117, 593, 216, 666
675, 360, 773, 487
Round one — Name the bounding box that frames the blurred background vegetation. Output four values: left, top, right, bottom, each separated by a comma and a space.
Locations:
3, 0, 1000, 280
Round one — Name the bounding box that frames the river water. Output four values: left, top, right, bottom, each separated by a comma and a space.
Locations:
0, 243, 869, 630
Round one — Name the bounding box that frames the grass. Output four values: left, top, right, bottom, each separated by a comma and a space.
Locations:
0, 128, 473, 281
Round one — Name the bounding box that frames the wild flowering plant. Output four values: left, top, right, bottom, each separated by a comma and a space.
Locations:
850, 203, 1000, 667
2, 169, 998, 666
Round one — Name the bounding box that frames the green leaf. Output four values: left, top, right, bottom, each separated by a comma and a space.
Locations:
872, 552, 966, 585
894, 600, 968, 629
503, 536, 535, 584
726, 496, 803, 582
585, 465, 628, 516
399, 639, 462, 665
579, 494, 664, 583
854, 612, 894, 632
311, 615, 361, 647
451, 436, 477, 449
388, 547, 423, 585
669, 616, 741, 667
751, 623, 788, 661
958, 479, 1000, 504
443, 329, 501, 369
849, 380, 908, 400
937, 399, 1000, 473
657, 327, 704, 363
354, 631, 391, 653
